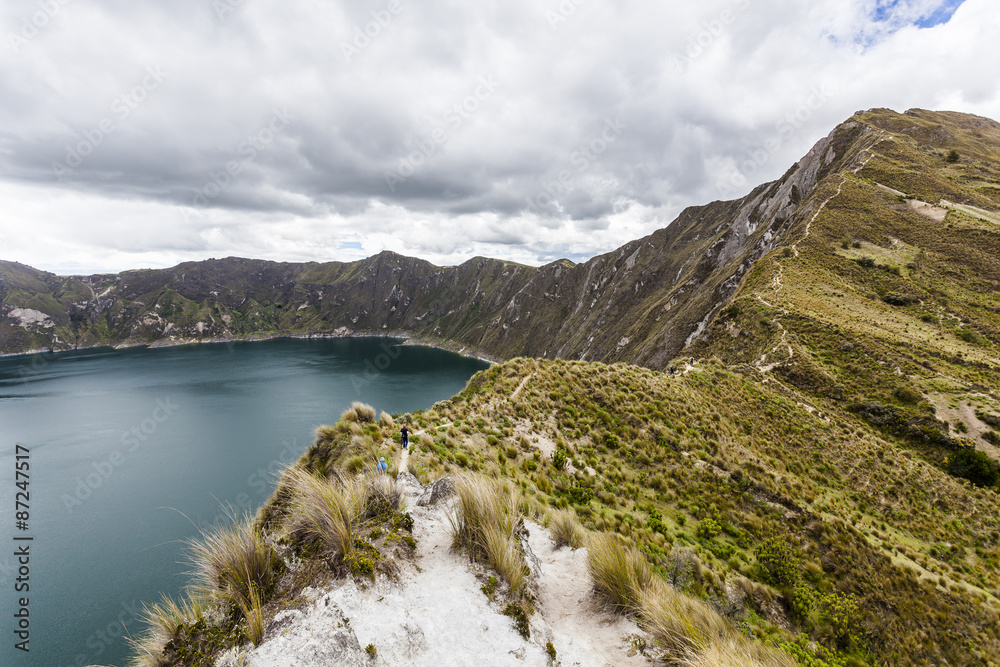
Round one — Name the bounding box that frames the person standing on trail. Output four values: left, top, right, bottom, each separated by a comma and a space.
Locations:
400, 424, 409, 450
376, 457, 388, 473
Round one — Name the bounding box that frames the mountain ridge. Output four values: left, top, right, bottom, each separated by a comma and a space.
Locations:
0, 109, 880, 365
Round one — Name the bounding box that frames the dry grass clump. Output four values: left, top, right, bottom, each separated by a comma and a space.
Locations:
449, 473, 530, 595
548, 508, 585, 549
675, 635, 797, 667
366, 470, 403, 511
128, 595, 204, 667
284, 466, 368, 559
340, 401, 376, 423
587, 533, 793, 666
314, 424, 338, 444
129, 515, 276, 666
482, 523, 530, 595
586, 532, 654, 613
638, 583, 736, 662
188, 516, 280, 611
237, 585, 266, 647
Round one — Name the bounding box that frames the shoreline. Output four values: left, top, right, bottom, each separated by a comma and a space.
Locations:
0, 330, 500, 366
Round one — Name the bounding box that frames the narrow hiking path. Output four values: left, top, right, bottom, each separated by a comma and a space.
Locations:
759, 135, 885, 370
395, 422, 451, 475
224, 471, 656, 666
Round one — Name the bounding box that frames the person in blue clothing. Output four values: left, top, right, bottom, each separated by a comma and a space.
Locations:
376, 457, 388, 473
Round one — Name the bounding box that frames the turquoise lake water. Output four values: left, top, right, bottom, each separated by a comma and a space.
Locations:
0, 337, 488, 667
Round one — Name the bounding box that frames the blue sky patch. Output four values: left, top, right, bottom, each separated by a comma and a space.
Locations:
914, 0, 965, 28
872, 0, 966, 29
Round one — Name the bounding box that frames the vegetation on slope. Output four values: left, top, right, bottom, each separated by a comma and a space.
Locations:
399, 358, 1000, 665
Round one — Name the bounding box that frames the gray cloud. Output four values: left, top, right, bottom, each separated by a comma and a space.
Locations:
0, 0, 997, 274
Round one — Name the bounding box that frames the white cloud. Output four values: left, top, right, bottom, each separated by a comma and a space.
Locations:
0, 0, 996, 275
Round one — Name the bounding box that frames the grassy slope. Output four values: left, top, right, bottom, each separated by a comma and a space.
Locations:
387, 357, 1000, 666
694, 108, 1000, 474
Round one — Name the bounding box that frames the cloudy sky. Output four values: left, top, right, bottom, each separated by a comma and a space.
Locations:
1, 0, 997, 275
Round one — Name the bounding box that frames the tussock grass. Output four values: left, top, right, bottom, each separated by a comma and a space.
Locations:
284, 466, 367, 559
236, 583, 266, 647
315, 424, 338, 444
586, 532, 653, 613
548, 508, 585, 549
188, 516, 279, 611
340, 401, 376, 423
127, 595, 204, 667
366, 471, 403, 511
637, 583, 734, 662
677, 635, 797, 667
482, 522, 530, 595
586, 532, 793, 665
449, 473, 530, 595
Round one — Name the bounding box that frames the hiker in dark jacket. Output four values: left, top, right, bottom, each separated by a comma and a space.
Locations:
400, 425, 409, 450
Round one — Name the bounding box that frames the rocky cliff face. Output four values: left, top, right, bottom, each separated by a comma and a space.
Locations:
2, 109, 993, 373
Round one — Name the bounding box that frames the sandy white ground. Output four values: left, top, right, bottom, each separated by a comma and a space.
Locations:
217, 465, 654, 667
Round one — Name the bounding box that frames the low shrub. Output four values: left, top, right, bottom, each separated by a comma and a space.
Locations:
948, 448, 1000, 488
754, 536, 801, 586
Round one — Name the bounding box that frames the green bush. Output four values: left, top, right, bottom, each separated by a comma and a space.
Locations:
882, 293, 916, 306
647, 509, 667, 536
819, 591, 863, 649
552, 447, 568, 471
948, 448, 1000, 487
696, 517, 722, 539
977, 411, 1000, 429
754, 536, 801, 586
893, 386, 922, 404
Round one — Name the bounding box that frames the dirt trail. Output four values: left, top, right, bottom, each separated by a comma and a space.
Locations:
221, 472, 655, 666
